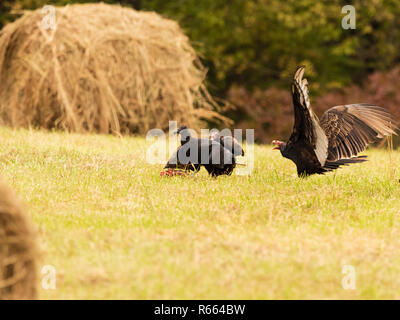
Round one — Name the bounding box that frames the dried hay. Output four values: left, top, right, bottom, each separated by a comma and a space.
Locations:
0, 182, 38, 300
0, 3, 226, 134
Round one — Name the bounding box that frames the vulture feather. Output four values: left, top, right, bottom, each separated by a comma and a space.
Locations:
164, 126, 243, 176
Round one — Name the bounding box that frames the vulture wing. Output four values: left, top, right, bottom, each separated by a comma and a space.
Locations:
289, 66, 328, 166
164, 140, 201, 172
319, 104, 398, 161
217, 136, 244, 157
164, 147, 190, 168
208, 140, 235, 168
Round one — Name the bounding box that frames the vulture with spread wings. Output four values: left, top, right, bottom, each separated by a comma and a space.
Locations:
272, 66, 398, 177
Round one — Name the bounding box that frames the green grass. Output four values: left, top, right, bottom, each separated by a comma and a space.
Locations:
0, 126, 400, 299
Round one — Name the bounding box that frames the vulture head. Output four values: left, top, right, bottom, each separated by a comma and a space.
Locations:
174, 125, 188, 134
272, 140, 286, 151
210, 130, 245, 157
209, 129, 220, 141
174, 125, 191, 145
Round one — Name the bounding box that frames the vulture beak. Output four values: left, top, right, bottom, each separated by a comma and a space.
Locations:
272, 140, 283, 150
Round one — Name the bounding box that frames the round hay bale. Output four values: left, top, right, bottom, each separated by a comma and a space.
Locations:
0, 3, 226, 134
0, 182, 38, 300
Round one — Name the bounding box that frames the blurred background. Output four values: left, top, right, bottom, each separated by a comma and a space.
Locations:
1, 0, 399, 143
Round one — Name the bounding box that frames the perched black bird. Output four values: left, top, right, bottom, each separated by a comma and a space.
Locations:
164, 126, 201, 173
273, 66, 398, 177
164, 126, 242, 176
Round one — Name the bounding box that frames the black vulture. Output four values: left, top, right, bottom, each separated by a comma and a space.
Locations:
164, 126, 242, 176
272, 66, 399, 177
210, 130, 245, 157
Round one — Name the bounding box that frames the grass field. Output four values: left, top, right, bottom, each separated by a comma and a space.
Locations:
0, 126, 399, 299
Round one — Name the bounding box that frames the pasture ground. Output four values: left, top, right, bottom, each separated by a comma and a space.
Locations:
0, 126, 399, 299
